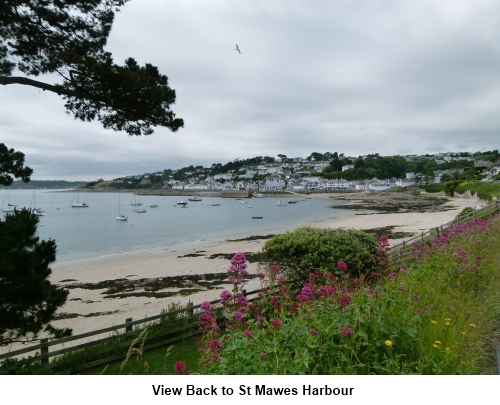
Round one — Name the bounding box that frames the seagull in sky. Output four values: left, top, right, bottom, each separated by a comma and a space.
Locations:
235, 44, 241, 54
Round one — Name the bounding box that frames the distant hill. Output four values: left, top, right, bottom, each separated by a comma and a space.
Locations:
0, 180, 88, 189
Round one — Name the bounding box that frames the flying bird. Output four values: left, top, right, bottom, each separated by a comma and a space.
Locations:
235, 44, 241, 54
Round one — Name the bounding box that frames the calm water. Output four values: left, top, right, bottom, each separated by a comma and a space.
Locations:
1, 190, 348, 262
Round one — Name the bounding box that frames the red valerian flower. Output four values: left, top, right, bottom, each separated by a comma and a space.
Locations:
339, 295, 351, 308
341, 327, 354, 337
174, 361, 190, 375
337, 261, 348, 272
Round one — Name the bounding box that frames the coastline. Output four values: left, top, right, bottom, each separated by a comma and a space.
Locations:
39, 192, 484, 338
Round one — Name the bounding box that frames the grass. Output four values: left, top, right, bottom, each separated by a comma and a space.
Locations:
82, 335, 200, 375
455, 181, 500, 201
49, 302, 198, 374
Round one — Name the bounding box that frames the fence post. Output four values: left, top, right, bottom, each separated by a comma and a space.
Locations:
40, 338, 49, 366
186, 301, 194, 334
125, 317, 133, 338
421, 232, 424, 241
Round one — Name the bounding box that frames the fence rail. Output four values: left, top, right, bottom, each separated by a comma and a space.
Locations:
0, 287, 265, 373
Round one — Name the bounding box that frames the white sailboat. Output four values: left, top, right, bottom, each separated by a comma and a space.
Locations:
116, 193, 128, 221
1, 189, 17, 212
131, 193, 142, 206
32, 188, 45, 216
71, 188, 89, 208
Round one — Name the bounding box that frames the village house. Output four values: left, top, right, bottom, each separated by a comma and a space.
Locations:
263, 179, 286, 191
326, 178, 350, 190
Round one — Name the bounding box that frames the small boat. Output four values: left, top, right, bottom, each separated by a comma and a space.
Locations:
134, 208, 146, 213
249, 206, 253, 208
71, 188, 89, 208
252, 216, 263, 219
2, 203, 17, 212
116, 193, 128, 221
131, 194, 142, 206
188, 196, 202, 201
2, 190, 17, 212
30, 188, 45, 216
72, 202, 89, 208
253, 193, 265, 198
176, 201, 188, 205
275, 199, 288, 206
288, 200, 299, 204
150, 204, 158, 208
211, 203, 220, 206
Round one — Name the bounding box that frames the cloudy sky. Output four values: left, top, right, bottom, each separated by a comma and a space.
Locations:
2, 0, 500, 180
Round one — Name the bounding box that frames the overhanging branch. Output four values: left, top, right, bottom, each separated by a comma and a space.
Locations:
0, 76, 75, 97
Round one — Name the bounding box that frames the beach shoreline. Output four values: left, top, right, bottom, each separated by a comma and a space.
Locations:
9, 192, 485, 345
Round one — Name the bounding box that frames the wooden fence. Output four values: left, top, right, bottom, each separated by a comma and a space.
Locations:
0, 288, 265, 374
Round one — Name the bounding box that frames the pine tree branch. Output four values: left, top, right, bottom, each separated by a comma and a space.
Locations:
0, 75, 74, 96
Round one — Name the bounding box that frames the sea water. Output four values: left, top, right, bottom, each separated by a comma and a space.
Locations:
0, 190, 349, 262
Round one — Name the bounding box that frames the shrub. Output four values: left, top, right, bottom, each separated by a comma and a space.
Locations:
260, 227, 381, 291
455, 206, 475, 221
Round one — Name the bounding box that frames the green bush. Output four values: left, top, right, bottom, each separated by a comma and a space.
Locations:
260, 227, 380, 291
455, 206, 475, 221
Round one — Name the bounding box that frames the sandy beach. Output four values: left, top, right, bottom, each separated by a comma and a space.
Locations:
40, 192, 483, 338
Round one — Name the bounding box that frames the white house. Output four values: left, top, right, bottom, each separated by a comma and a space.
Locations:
213, 173, 233, 180
342, 165, 355, 172
263, 179, 286, 191
326, 178, 350, 190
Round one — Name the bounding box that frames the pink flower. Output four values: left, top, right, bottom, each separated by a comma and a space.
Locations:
416, 308, 422, 313
271, 319, 281, 329
296, 294, 309, 302
174, 361, 189, 375
243, 330, 253, 339
208, 339, 222, 351
424, 306, 430, 311
337, 261, 348, 272
220, 290, 232, 299
233, 311, 243, 320
268, 265, 279, 274
257, 272, 265, 279
414, 295, 421, 301
339, 295, 350, 308
259, 354, 267, 360
341, 327, 354, 337
200, 301, 211, 310
310, 329, 319, 336
231, 252, 247, 265
398, 286, 405, 291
